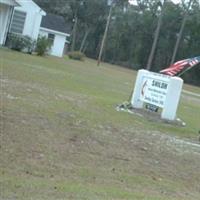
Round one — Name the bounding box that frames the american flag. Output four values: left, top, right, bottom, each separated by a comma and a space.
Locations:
160, 56, 200, 76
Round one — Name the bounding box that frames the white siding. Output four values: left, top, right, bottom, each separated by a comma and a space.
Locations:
10, 10, 26, 34
12, 0, 45, 40
51, 34, 66, 57
0, 4, 12, 45
39, 29, 66, 57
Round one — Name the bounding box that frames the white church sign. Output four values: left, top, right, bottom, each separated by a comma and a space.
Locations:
131, 69, 183, 120
140, 73, 169, 108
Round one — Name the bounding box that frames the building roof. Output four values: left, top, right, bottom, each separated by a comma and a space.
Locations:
0, 0, 20, 6
16, 0, 46, 15
41, 14, 70, 34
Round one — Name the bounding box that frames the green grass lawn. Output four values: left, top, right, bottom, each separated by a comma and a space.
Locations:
1, 47, 200, 200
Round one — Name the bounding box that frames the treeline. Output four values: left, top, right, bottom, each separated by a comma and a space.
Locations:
35, 0, 200, 86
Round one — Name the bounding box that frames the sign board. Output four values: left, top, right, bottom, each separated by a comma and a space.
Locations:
131, 70, 183, 120
140, 73, 170, 108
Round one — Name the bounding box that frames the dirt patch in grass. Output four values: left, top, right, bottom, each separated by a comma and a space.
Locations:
1, 49, 200, 200
2, 102, 200, 199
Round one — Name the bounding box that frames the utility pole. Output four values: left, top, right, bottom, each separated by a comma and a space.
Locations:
170, 0, 193, 64
97, 1, 114, 66
71, 11, 78, 52
146, 0, 165, 71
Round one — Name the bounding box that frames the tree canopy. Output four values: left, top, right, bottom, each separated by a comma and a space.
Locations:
35, 0, 200, 86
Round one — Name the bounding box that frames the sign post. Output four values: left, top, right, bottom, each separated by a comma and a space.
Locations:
131, 70, 183, 121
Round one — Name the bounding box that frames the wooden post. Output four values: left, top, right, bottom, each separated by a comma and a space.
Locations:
71, 14, 78, 52
97, 3, 114, 66
146, 0, 165, 71
170, 0, 193, 64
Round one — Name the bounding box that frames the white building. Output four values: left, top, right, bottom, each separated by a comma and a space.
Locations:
9, 0, 46, 40
0, 0, 70, 57
39, 14, 70, 57
0, 0, 19, 45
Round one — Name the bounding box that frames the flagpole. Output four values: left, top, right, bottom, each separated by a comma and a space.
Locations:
177, 65, 197, 77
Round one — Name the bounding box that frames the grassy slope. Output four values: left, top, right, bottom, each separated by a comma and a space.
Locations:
1, 48, 200, 200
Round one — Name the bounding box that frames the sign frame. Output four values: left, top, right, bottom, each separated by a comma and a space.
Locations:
131, 69, 183, 120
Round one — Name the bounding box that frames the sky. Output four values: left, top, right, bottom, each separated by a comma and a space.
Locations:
129, 0, 182, 5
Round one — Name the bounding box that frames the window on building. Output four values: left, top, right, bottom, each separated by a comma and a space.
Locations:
48, 33, 55, 45
10, 10, 26, 34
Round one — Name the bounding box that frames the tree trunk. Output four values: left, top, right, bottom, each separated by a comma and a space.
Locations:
82, 42, 89, 54
170, 15, 187, 64
146, 0, 165, 71
71, 14, 78, 52
97, 3, 114, 66
170, 0, 193, 64
79, 28, 91, 52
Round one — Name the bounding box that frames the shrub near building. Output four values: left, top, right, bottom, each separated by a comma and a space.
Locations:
35, 36, 52, 56
68, 51, 85, 61
6, 33, 35, 53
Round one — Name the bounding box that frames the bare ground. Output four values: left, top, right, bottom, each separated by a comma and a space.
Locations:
1, 74, 200, 200
1, 47, 200, 199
